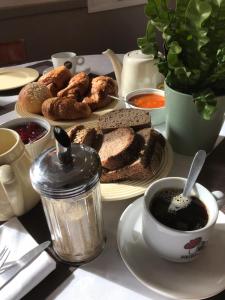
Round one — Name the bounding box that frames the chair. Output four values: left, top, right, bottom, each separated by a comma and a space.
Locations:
0, 39, 26, 66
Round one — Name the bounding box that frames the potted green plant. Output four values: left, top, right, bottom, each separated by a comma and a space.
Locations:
138, 0, 225, 155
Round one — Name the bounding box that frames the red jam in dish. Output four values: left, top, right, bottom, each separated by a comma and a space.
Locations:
13, 122, 47, 144
129, 93, 165, 109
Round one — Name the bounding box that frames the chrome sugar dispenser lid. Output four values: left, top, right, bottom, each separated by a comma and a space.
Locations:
30, 126, 102, 199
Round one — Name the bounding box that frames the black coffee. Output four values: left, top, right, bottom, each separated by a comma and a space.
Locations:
150, 189, 208, 231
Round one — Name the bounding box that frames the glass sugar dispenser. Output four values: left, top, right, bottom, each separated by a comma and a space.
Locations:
30, 126, 104, 264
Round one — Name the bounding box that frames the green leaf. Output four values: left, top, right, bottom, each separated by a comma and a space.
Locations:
167, 41, 182, 67
145, 0, 171, 32
193, 90, 217, 120
202, 104, 217, 120
217, 45, 225, 63
137, 21, 158, 56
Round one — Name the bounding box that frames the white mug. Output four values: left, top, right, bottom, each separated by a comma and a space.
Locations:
0, 128, 39, 221
51, 52, 85, 74
142, 177, 225, 262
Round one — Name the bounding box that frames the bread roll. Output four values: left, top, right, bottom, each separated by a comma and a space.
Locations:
18, 82, 52, 114
42, 97, 92, 121
38, 66, 71, 96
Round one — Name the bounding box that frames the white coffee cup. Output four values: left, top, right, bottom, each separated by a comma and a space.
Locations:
142, 177, 225, 262
51, 52, 85, 74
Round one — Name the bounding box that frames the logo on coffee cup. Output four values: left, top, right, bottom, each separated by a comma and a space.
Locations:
64, 61, 72, 70
181, 237, 207, 259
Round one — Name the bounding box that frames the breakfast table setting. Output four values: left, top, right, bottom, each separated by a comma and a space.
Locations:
0, 52, 224, 300
1, 1, 225, 298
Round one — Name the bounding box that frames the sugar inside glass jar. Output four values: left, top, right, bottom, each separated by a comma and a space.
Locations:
30, 127, 104, 263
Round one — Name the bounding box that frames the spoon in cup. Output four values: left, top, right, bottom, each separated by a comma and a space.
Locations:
168, 150, 207, 213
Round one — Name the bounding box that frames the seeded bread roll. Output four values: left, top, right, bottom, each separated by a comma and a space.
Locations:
18, 82, 52, 114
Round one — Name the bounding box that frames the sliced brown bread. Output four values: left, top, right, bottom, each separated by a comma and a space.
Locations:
98, 108, 151, 132
101, 159, 153, 182
67, 125, 85, 142
136, 128, 153, 167
74, 127, 97, 146
98, 127, 140, 170
100, 129, 165, 182
92, 127, 104, 152
68, 125, 103, 151
137, 128, 165, 168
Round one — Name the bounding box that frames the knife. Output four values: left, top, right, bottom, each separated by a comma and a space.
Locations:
0, 241, 50, 289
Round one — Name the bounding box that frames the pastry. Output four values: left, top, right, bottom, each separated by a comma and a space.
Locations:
42, 97, 92, 121
57, 72, 89, 100
18, 82, 52, 114
38, 66, 71, 96
82, 76, 118, 111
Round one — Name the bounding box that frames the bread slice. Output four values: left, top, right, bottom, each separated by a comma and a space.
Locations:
137, 128, 165, 167
98, 108, 151, 132
98, 127, 140, 170
100, 129, 165, 182
101, 159, 153, 182
68, 125, 103, 151
68, 125, 85, 141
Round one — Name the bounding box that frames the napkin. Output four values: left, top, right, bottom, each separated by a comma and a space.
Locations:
0, 217, 56, 300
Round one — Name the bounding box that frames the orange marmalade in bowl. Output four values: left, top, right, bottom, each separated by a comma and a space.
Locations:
128, 93, 165, 109
125, 88, 166, 125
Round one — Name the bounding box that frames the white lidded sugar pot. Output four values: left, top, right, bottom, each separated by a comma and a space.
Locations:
30, 127, 104, 264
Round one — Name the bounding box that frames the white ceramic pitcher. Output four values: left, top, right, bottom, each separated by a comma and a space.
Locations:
0, 128, 39, 221
103, 49, 164, 97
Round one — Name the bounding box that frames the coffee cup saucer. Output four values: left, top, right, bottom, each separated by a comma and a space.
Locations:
117, 196, 225, 300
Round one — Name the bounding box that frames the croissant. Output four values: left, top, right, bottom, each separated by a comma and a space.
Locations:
82, 76, 118, 111
57, 72, 89, 100
42, 97, 92, 121
38, 66, 71, 96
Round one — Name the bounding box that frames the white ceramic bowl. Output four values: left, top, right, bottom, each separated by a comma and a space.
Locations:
125, 88, 166, 126
0, 117, 52, 160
